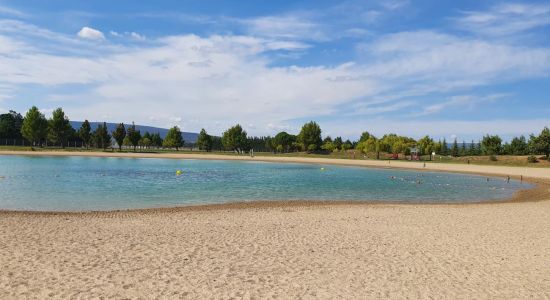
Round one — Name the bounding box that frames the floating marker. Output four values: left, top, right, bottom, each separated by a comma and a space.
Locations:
176, 170, 182, 176
320, 167, 325, 171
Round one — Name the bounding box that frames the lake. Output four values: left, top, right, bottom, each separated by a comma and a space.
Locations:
0, 155, 529, 211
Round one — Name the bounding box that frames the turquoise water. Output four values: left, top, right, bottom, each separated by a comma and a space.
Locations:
0, 155, 529, 211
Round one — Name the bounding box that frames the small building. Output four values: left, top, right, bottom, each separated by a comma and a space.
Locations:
410, 147, 420, 160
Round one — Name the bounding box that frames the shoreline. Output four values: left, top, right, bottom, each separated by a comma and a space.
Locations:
1, 150, 549, 214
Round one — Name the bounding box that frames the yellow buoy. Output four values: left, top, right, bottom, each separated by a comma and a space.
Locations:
176, 170, 182, 176
320, 167, 325, 171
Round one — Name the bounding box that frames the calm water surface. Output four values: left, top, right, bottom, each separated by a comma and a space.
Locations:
0, 155, 530, 211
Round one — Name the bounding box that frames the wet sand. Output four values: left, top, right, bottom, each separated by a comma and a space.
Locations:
1, 151, 549, 298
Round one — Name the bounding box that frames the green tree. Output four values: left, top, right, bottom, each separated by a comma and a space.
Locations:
321, 137, 335, 152
297, 121, 322, 152
112, 123, 126, 151
417, 135, 434, 159
333, 136, 343, 151
47, 108, 73, 148
78, 120, 92, 149
126, 122, 142, 151
358, 131, 372, 143
139, 137, 152, 148
151, 132, 163, 148
93, 122, 111, 149
342, 139, 353, 151
481, 134, 502, 155
460, 141, 467, 156
468, 140, 476, 155
196, 128, 213, 151
272, 131, 296, 153
163, 126, 184, 150
450, 139, 459, 157
21, 106, 48, 146
533, 127, 550, 159
510, 135, 527, 155
441, 138, 448, 155
0, 110, 23, 139
222, 124, 247, 152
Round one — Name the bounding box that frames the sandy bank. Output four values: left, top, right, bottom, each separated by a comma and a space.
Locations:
1, 201, 549, 299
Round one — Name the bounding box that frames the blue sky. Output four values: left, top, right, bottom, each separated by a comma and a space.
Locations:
0, 0, 549, 141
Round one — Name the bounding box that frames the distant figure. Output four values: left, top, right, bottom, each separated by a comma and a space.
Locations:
423, 162, 426, 168
467, 159, 470, 165
520, 175, 523, 184
486, 177, 489, 182
506, 176, 510, 184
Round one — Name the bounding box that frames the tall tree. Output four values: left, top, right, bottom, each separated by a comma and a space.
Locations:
47, 108, 73, 148
222, 124, 247, 152
333, 137, 343, 151
112, 123, 126, 151
533, 127, 550, 159
78, 120, 92, 149
297, 121, 322, 152
21, 106, 48, 146
151, 132, 163, 148
481, 134, 502, 155
468, 140, 476, 155
93, 122, 111, 149
358, 131, 372, 143
441, 138, 448, 155
126, 122, 141, 152
510, 135, 527, 155
196, 128, 213, 151
163, 126, 184, 150
460, 141, 467, 156
0, 110, 23, 139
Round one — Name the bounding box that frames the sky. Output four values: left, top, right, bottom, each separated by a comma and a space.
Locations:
0, 0, 549, 141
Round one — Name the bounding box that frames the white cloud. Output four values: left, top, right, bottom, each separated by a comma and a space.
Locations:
0, 5, 26, 17
77, 26, 105, 41
0, 13, 549, 139
243, 15, 327, 41
415, 94, 508, 116
130, 32, 146, 41
455, 3, 550, 36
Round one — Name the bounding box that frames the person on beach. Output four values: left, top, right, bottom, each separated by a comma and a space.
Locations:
506, 176, 510, 183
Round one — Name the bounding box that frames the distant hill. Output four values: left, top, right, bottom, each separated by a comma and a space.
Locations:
70, 121, 199, 143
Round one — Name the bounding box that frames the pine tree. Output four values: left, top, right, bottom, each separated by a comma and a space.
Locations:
468, 139, 475, 155
196, 128, 213, 151
126, 122, 141, 152
441, 138, 448, 155
112, 123, 126, 151
450, 139, 459, 157
79, 120, 92, 149
47, 108, 73, 148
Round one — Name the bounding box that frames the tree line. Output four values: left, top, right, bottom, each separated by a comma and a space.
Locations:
1, 107, 549, 160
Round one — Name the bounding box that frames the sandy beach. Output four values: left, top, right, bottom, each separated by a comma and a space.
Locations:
1, 151, 550, 299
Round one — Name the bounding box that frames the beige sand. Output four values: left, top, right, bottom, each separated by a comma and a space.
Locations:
1, 151, 549, 299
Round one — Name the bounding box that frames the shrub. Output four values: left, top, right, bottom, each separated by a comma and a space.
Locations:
489, 155, 497, 161
527, 155, 538, 163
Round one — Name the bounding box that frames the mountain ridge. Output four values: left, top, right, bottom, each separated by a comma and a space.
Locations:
70, 121, 199, 143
